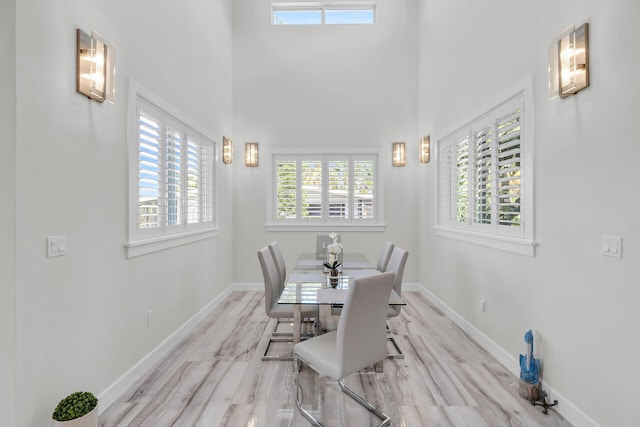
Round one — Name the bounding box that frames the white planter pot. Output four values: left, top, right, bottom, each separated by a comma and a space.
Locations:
52, 404, 98, 427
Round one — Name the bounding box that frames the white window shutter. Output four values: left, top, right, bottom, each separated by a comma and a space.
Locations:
138, 112, 162, 232
353, 159, 375, 220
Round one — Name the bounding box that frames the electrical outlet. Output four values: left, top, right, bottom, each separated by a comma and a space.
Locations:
147, 309, 155, 327
480, 298, 487, 313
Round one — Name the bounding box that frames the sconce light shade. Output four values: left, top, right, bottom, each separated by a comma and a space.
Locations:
392, 142, 406, 167
548, 23, 589, 99
419, 135, 431, 163
222, 137, 233, 164
245, 143, 259, 167
76, 29, 115, 103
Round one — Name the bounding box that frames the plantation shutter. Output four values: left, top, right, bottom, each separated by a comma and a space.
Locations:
271, 154, 378, 225
473, 122, 493, 226
437, 143, 453, 224
301, 160, 322, 218
130, 95, 217, 251
276, 160, 297, 219
353, 159, 375, 220
431, 82, 535, 255
328, 160, 349, 218
496, 104, 523, 231
138, 112, 162, 231
165, 127, 183, 228
455, 135, 470, 223
186, 138, 200, 224
436, 92, 526, 239
201, 143, 214, 223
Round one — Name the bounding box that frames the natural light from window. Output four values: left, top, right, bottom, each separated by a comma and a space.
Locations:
272, 4, 376, 25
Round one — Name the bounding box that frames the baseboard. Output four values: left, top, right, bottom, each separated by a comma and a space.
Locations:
97, 286, 234, 413
231, 282, 263, 291
409, 283, 601, 427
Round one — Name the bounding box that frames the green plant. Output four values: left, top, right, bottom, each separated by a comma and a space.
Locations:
323, 260, 341, 275
52, 391, 97, 422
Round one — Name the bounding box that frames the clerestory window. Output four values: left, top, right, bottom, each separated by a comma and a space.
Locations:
272, 3, 376, 25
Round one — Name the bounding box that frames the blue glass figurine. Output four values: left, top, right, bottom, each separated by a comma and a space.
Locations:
519, 329, 540, 385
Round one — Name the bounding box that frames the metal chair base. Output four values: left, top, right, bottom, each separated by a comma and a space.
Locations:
294, 358, 391, 427
385, 322, 404, 359
386, 335, 404, 359
263, 318, 317, 361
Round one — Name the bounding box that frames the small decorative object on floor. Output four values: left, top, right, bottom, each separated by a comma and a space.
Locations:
518, 329, 559, 414
530, 389, 559, 414
52, 391, 98, 427
518, 329, 540, 401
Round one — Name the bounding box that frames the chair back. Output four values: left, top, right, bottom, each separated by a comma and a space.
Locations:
315, 234, 340, 259
268, 241, 286, 291
336, 271, 395, 378
376, 241, 395, 271
384, 246, 408, 296
257, 246, 280, 317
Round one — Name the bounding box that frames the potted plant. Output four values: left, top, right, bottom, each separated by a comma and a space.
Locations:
324, 260, 341, 287
52, 391, 98, 427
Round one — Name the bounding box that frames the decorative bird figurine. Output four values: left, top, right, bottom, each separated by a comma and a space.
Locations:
519, 329, 540, 385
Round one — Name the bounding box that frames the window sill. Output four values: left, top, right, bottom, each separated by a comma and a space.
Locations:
433, 226, 536, 256
125, 228, 219, 258
265, 223, 385, 232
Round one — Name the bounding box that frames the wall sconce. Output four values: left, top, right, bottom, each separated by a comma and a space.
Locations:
245, 143, 259, 167
419, 135, 431, 163
222, 137, 233, 164
548, 23, 589, 99
76, 29, 115, 103
392, 142, 406, 167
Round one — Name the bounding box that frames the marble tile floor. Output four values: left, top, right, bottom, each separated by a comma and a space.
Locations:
100, 291, 572, 427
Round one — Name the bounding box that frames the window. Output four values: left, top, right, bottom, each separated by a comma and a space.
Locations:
272, 3, 376, 25
435, 78, 535, 255
126, 86, 217, 257
268, 153, 382, 230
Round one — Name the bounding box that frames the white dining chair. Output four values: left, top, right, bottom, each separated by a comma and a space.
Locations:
376, 241, 395, 272
384, 246, 408, 359
258, 246, 318, 361
294, 271, 395, 427
269, 241, 287, 291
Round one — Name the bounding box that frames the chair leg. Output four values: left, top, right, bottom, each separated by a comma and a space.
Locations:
295, 357, 391, 427
338, 379, 391, 427
294, 356, 324, 427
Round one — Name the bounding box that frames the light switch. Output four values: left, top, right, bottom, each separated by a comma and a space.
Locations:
601, 235, 622, 258
47, 235, 67, 257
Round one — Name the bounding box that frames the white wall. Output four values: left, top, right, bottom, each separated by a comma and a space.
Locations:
232, 0, 420, 280
1, 1, 17, 426
14, 1, 233, 426
418, 1, 640, 426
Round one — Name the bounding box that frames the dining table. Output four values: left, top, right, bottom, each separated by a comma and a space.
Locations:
277, 252, 405, 344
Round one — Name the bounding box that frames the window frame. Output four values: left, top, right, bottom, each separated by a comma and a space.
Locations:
266, 149, 384, 232
126, 80, 219, 258
434, 75, 536, 256
271, 2, 377, 25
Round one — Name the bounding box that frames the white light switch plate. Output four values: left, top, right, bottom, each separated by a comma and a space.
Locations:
47, 235, 67, 257
601, 235, 622, 258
